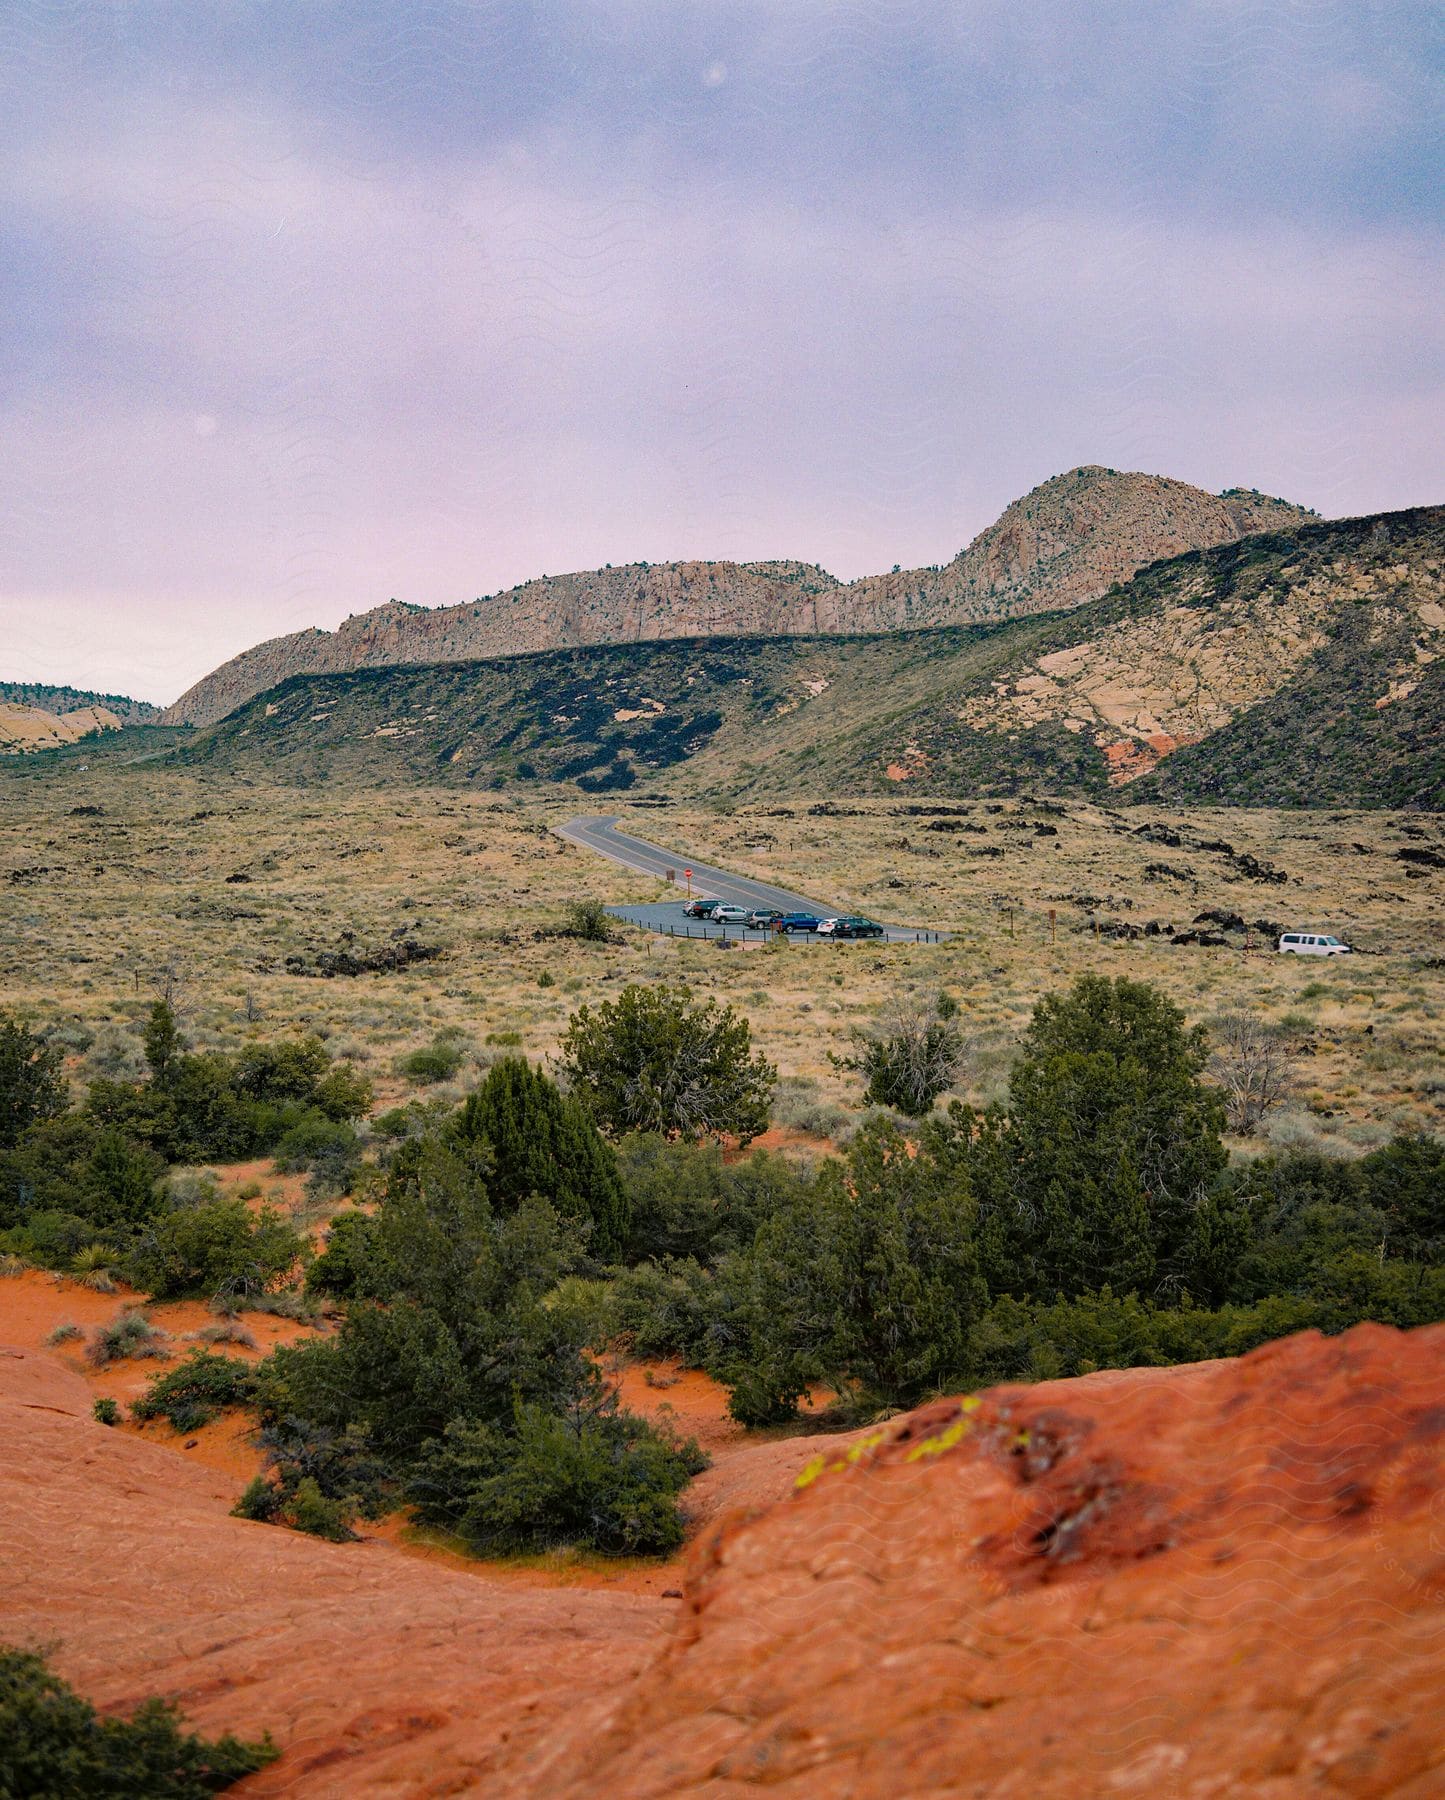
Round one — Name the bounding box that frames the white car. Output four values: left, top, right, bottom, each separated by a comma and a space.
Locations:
1278, 932, 1352, 956
712, 904, 751, 924
814, 917, 841, 936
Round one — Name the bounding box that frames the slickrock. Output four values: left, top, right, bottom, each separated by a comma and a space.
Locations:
4, 1325, 1440, 1797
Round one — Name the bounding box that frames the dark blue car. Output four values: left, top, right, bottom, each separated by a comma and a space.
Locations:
778, 912, 824, 933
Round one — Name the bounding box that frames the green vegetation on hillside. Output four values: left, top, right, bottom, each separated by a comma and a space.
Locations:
179, 506, 1445, 808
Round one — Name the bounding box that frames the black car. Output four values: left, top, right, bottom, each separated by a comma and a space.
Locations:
683, 896, 721, 917
829, 915, 885, 939
778, 912, 823, 933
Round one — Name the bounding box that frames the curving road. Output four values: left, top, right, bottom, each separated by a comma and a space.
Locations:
552, 815, 942, 943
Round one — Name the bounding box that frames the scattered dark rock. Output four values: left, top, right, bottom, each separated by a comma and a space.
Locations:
1396, 846, 1445, 869
68, 804, 104, 817
1172, 929, 1230, 947
225, 871, 253, 884
1133, 823, 1184, 847
1229, 853, 1288, 884
284, 938, 443, 978
924, 818, 988, 834
1033, 823, 1059, 836
1194, 838, 1235, 855
1193, 909, 1247, 933
1143, 862, 1193, 881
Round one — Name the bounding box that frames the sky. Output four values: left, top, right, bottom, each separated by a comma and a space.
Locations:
2, 1, 1441, 705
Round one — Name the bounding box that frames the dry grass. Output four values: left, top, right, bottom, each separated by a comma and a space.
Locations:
1, 763, 1439, 1152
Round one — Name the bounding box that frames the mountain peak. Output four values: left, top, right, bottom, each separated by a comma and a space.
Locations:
162, 468, 1317, 726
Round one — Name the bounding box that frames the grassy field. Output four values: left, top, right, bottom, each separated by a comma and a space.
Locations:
2, 759, 1440, 1156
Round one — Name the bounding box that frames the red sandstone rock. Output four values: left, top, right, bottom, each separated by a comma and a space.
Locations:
3, 1327, 1441, 1798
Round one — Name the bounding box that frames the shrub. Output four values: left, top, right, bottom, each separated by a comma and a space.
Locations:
289, 1476, 357, 1541
558, 984, 775, 1144
86, 1310, 170, 1367
304, 1208, 379, 1300
126, 1198, 304, 1304
407, 1397, 705, 1557
272, 1114, 362, 1199
835, 993, 970, 1116
71, 1243, 119, 1292
607, 1256, 733, 1365
133, 1351, 258, 1433
399, 1041, 465, 1086
450, 1057, 630, 1260
46, 1321, 82, 1347
92, 1396, 121, 1426
0, 1645, 276, 1798
1208, 1013, 1299, 1134
0, 1013, 68, 1150
233, 1036, 330, 1106
565, 898, 613, 942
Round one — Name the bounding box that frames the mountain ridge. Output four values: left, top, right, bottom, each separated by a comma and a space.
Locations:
162, 467, 1313, 726
181, 505, 1443, 809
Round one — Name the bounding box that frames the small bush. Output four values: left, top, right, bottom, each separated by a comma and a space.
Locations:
408, 1400, 705, 1557
398, 1041, 464, 1086
92, 1396, 121, 1426
133, 1351, 258, 1433
71, 1243, 119, 1292
46, 1321, 82, 1347
289, 1476, 357, 1542
87, 1310, 170, 1367
126, 1198, 304, 1304
565, 898, 613, 942
0, 1645, 276, 1797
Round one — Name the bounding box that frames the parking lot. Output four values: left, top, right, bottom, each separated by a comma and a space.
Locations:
606, 901, 944, 944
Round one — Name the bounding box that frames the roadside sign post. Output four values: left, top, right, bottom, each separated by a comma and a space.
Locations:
684, 867, 692, 899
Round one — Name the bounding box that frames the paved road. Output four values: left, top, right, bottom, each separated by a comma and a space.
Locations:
553, 815, 944, 943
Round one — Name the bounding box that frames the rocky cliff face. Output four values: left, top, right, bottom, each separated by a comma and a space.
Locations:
162, 469, 1313, 726
6, 1324, 1442, 1797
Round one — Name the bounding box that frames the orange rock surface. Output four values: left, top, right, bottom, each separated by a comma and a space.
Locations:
3, 1325, 1442, 1798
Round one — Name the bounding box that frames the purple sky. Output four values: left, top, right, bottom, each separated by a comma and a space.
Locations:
3, 1, 1441, 705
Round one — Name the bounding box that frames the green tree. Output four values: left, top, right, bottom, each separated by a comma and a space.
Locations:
725, 1117, 983, 1421
952, 976, 1227, 1299
558, 984, 775, 1144
450, 1056, 630, 1260
0, 1014, 67, 1149
142, 1000, 184, 1083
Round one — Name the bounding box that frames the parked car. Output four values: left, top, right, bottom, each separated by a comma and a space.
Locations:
1278, 932, 1352, 956
746, 907, 785, 929
824, 914, 881, 943
683, 896, 721, 917
712, 904, 751, 924
778, 912, 823, 933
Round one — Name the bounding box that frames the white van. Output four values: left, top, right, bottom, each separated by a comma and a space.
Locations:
1278, 932, 1351, 957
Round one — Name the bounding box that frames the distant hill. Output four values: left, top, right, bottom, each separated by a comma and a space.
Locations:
0, 682, 162, 756
0, 682, 160, 724
183, 506, 1443, 809
161, 468, 1314, 726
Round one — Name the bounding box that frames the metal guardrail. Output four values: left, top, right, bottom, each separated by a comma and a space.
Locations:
652, 921, 944, 944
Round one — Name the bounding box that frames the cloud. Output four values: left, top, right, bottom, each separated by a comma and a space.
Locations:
1, 0, 1440, 699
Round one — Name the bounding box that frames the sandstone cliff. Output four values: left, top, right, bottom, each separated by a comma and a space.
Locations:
163, 469, 1313, 726
0, 700, 125, 754
4, 1324, 1441, 1797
